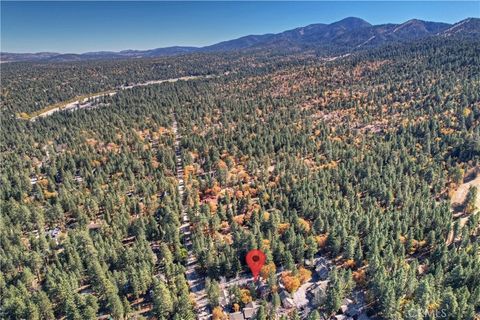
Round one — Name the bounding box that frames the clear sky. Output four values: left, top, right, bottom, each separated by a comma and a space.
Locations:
1, 1, 479, 53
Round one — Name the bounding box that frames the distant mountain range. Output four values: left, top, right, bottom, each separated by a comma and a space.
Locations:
2, 17, 479, 63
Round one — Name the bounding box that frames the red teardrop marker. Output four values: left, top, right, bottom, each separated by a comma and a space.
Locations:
246, 249, 266, 281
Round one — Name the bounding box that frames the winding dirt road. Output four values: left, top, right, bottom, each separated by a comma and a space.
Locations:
172, 114, 210, 319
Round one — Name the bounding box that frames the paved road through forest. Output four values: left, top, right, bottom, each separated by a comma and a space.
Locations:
29, 75, 214, 121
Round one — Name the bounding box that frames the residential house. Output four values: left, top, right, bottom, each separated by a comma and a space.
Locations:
243, 302, 259, 319
229, 312, 245, 320
220, 288, 230, 308
279, 290, 296, 309
308, 280, 329, 306
315, 257, 330, 280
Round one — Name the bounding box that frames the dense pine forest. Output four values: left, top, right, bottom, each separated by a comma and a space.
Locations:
1, 34, 479, 320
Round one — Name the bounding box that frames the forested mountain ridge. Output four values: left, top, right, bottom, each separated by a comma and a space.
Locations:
201, 17, 452, 52
1, 26, 480, 320
1, 17, 478, 63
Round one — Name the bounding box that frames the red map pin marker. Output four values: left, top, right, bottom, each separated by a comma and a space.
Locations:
246, 249, 266, 281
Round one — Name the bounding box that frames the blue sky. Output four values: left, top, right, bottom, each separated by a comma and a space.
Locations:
1, 1, 479, 53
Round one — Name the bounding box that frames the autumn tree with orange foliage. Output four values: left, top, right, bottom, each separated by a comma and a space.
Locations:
297, 218, 310, 233
282, 272, 301, 293
212, 306, 227, 320
298, 267, 312, 284
240, 289, 252, 305
260, 262, 276, 280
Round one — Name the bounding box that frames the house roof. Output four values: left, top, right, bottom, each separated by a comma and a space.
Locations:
282, 297, 296, 309
279, 290, 291, 300
229, 312, 245, 320
243, 307, 258, 319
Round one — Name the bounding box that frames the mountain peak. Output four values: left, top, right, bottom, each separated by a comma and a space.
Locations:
330, 17, 372, 29
440, 17, 480, 36
391, 18, 450, 37
404, 18, 422, 23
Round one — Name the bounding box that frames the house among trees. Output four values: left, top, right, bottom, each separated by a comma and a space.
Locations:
228, 301, 259, 320
340, 298, 353, 314
219, 288, 230, 307
54, 143, 67, 153
308, 280, 329, 306
243, 301, 259, 318
229, 311, 245, 320
30, 176, 38, 185
342, 296, 369, 319
314, 257, 330, 280
279, 290, 296, 309
46, 227, 61, 244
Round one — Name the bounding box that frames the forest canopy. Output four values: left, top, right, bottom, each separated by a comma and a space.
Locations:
1, 36, 479, 320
